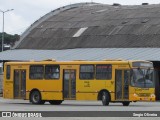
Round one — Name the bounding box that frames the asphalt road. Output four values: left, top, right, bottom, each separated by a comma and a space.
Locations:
0, 97, 160, 119
0, 97, 160, 111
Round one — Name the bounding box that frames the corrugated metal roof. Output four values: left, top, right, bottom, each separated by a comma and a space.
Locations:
13, 3, 160, 50
0, 48, 160, 61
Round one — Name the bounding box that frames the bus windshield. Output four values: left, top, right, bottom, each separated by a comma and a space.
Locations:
131, 68, 154, 88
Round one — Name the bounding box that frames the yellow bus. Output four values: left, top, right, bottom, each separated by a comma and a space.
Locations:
3, 60, 155, 106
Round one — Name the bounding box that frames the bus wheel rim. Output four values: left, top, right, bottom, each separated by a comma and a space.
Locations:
102, 92, 106, 102
33, 94, 39, 102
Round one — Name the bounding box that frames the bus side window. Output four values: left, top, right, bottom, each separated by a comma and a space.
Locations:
45, 65, 60, 79
80, 65, 94, 80
29, 65, 44, 79
96, 64, 112, 80
6, 65, 10, 79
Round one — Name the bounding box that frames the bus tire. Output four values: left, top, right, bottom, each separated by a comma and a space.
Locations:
30, 90, 43, 104
49, 100, 63, 105
122, 101, 130, 106
102, 91, 110, 106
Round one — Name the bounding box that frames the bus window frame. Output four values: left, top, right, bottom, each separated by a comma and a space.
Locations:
79, 64, 95, 80
6, 65, 10, 80
96, 64, 112, 80
29, 65, 44, 80
44, 65, 60, 80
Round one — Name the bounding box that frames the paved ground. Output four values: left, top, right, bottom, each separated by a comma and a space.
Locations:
0, 97, 160, 111
0, 97, 160, 119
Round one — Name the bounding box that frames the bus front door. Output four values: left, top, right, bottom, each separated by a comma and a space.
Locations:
115, 70, 130, 100
14, 70, 26, 99
63, 69, 76, 100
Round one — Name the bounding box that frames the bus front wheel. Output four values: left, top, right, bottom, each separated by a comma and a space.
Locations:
102, 91, 110, 106
30, 90, 44, 104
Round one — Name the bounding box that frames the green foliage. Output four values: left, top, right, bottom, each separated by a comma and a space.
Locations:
0, 32, 20, 51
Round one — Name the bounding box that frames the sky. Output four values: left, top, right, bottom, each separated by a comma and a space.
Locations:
0, 0, 160, 35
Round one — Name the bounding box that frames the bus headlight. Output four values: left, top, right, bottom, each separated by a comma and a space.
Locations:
150, 94, 155, 98
133, 93, 138, 97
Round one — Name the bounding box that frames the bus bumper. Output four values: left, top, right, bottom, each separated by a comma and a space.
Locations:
131, 93, 156, 102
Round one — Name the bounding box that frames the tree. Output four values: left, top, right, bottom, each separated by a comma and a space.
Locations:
0, 32, 20, 51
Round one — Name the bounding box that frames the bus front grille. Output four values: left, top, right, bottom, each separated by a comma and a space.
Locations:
138, 93, 150, 97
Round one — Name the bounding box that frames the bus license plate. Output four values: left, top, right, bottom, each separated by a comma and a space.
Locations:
144, 97, 149, 100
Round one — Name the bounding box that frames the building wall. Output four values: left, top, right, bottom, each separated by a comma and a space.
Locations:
152, 61, 160, 100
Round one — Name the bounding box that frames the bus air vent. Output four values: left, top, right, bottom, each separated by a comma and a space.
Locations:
42, 59, 56, 62
142, 3, 149, 5
102, 59, 124, 61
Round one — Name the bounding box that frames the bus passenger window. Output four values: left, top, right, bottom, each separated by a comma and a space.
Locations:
6, 65, 10, 79
96, 65, 112, 80
45, 65, 60, 79
80, 65, 94, 80
29, 65, 44, 79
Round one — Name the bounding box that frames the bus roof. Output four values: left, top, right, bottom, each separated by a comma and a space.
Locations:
4, 60, 152, 65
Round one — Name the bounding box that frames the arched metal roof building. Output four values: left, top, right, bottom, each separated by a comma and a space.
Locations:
13, 2, 160, 49
1, 2, 160, 61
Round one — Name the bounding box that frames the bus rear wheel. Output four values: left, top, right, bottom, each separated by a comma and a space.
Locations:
122, 101, 130, 106
30, 90, 44, 104
102, 91, 110, 106
49, 100, 63, 105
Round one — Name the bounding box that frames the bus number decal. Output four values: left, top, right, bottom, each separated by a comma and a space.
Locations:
84, 81, 90, 87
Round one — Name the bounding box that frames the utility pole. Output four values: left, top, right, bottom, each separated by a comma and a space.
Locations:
0, 9, 14, 52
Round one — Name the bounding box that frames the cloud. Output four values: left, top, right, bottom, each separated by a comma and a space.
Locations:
5, 13, 30, 34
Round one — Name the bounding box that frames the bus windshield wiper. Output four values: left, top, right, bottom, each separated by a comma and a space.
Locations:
138, 67, 144, 76
138, 67, 146, 87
